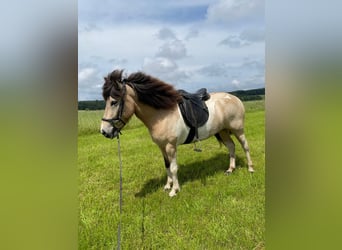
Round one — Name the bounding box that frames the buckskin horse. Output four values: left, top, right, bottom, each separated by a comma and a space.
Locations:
100, 69, 254, 197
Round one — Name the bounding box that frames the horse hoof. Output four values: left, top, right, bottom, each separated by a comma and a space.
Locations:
169, 190, 177, 197
248, 168, 255, 173
224, 170, 232, 175
164, 185, 171, 191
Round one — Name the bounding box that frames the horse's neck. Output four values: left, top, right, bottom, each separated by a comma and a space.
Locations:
126, 85, 177, 134
134, 101, 162, 130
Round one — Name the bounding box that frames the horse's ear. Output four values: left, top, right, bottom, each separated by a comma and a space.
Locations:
109, 69, 123, 81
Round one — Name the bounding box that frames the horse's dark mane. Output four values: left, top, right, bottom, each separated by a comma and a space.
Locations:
102, 69, 182, 109
102, 69, 124, 100
126, 71, 182, 109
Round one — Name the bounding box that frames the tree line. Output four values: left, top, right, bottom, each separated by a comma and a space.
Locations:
229, 88, 265, 101
78, 88, 265, 110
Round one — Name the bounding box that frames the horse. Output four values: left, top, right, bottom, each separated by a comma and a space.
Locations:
100, 69, 254, 197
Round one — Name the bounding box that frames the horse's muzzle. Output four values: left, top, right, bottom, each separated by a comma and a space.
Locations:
101, 128, 119, 139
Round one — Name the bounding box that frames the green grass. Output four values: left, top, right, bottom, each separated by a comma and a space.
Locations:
78, 100, 265, 249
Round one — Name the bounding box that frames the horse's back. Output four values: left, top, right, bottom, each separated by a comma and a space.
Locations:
206, 92, 245, 131
208, 92, 245, 112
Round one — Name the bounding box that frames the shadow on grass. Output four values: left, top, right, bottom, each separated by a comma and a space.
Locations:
135, 153, 245, 197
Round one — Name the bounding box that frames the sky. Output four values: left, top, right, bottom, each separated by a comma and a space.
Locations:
78, 0, 264, 100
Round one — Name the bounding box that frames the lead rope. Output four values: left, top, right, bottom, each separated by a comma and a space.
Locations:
116, 134, 123, 250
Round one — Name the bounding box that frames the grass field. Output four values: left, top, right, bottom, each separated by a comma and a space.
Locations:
78, 100, 265, 249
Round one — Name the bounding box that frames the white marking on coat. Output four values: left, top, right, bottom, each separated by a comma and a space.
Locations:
175, 107, 190, 145
197, 101, 216, 140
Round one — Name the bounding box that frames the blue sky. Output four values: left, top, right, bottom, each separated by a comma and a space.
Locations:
78, 0, 264, 100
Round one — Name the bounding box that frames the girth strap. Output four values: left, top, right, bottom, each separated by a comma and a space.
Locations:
184, 127, 196, 144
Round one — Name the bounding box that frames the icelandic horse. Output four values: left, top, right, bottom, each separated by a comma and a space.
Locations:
100, 70, 254, 197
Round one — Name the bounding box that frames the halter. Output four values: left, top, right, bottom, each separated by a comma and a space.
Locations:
101, 82, 127, 132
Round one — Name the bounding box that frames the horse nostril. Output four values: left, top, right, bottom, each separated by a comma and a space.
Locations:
101, 129, 112, 138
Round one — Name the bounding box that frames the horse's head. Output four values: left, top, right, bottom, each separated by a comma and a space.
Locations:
100, 70, 134, 139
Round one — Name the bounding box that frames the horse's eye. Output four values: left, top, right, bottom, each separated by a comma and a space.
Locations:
111, 100, 118, 106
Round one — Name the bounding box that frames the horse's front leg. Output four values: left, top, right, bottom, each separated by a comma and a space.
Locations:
165, 143, 180, 197
162, 155, 173, 190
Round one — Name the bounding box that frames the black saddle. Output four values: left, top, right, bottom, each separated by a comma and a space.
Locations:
178, 88, 210, 144
178, 88, 210, 101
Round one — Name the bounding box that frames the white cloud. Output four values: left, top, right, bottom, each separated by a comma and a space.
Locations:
156, 27, 177, 40
196, 58, 264, 91
219, 35, 250, 48
198, 63, 229, 77
78, 67, 103, 100
142, 27, 191, 84
232, 79, 240, 87
219, 28, 264, 48
143, 57, 177, 73
78, 0, 265, 100
206, 0, 264, 25
78, 67, 96, 82
185, 29, 199, 40
240, 28, 264, 42
142, 57, 189, 84
156, 39, 187, 59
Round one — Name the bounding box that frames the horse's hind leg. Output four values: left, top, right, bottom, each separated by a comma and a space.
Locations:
233, 129, 255, 172
218, 130, 236, 174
